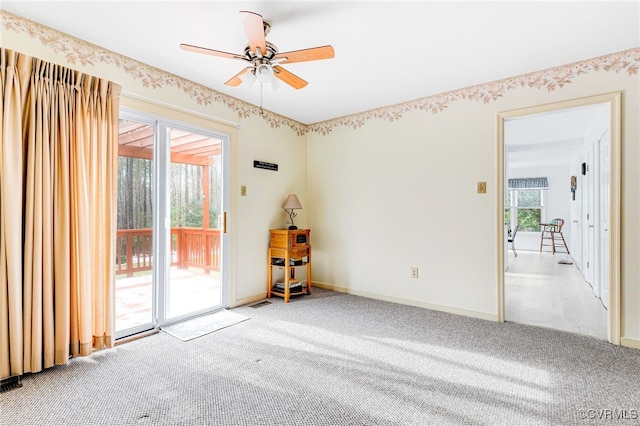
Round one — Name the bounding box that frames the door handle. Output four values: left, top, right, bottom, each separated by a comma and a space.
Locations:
588, 224, 595, 228
223, 212, 227, 234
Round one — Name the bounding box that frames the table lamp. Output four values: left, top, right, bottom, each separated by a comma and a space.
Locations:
283, 194, 302, 230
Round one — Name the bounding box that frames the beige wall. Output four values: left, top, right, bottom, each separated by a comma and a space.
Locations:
2, 12, 639, 346
307, 68, 640, 346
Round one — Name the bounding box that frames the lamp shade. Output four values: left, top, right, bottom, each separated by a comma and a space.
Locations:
283, 194, 302, 210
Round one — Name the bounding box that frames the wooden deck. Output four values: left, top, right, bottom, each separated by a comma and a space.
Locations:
114, 226, 222, 332
115, 268, 221, 332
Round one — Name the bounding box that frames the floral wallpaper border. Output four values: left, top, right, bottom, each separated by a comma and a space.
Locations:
2, 10, 639, 136
309, 47, 640, 135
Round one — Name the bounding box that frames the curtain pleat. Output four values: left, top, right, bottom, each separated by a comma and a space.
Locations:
0, 49, 27, 379
0, 48, 121, 378
53, 70, 71, 365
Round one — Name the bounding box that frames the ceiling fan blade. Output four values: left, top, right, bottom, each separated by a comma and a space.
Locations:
224, 67, 252, 86
240, 10, 267, 56
180, 43, 244, 60
273, 45, 335, 64
273, 66, 308, 89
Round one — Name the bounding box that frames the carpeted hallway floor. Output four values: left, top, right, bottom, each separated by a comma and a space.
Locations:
2, 288, 639, 425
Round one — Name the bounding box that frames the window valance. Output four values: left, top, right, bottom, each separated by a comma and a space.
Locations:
508, 177, 548, 189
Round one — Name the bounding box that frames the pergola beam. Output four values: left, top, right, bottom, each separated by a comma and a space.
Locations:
118, 144, 215, 166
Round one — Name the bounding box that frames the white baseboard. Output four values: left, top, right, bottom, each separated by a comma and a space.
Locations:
621, 337, 640, 349
235, 284, 639, 351
230, 293, 267, 308
312, 282, 499, 322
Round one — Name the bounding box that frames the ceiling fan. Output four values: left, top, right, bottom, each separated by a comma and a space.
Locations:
180, 10, 335, 90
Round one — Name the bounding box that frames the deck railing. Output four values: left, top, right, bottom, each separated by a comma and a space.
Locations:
115, 227, 221, 276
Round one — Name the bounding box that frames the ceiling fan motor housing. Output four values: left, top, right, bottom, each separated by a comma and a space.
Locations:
244, 42, 278, 62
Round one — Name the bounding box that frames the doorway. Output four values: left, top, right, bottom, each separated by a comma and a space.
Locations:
115, 111, 230, 339
497, 92, 621, 344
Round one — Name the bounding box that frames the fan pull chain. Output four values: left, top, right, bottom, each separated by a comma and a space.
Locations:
260, 82, 264, 115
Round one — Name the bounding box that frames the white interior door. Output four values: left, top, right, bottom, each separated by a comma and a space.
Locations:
599, 132, 610, 309
585, 148, 598, 296
569, 169, 582, 268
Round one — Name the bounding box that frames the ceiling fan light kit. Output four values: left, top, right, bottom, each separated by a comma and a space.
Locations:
255, 63, 274, 83
180, 10, 335, 92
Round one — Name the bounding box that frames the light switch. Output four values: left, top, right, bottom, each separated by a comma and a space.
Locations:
477, 182, 487, 194
241, 185, 247, 196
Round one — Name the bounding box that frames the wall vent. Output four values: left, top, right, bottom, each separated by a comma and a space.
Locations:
0, 375, 23, 393
249, 300, 272, 309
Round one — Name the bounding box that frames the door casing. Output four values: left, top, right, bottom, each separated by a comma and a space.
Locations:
496, 92, 621, 344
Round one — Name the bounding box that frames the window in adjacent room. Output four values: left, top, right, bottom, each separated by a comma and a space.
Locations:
506, 177, 548, 232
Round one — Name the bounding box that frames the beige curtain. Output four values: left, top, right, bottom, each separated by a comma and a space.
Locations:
0, 49, 121, 379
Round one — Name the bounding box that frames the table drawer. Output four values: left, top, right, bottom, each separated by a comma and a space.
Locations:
269, 229, 310, 248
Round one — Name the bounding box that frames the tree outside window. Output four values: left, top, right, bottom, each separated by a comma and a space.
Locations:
507, 188, 546, 232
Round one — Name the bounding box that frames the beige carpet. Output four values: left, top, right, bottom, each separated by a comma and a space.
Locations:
3, 288, 639, 425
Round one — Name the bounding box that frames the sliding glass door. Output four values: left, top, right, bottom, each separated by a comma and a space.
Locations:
115, 118, 155, 334
164, 126, 224, 320
115, 113, 228, 338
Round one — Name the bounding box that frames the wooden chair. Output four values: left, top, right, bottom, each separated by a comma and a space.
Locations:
507, 224, 519, 257
539, 218, 570, 254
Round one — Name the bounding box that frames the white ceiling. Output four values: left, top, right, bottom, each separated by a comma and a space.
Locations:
506, 103, 609, 168
2, 1, 638, 125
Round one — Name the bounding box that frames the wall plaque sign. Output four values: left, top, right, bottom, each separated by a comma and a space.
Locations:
254, 160, 278, 171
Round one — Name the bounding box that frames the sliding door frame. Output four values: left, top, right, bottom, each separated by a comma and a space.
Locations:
116, 97, 234, 338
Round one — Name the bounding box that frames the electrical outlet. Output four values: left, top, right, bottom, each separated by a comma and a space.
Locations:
241, 185, 247, 196
410, 267, 419, 279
